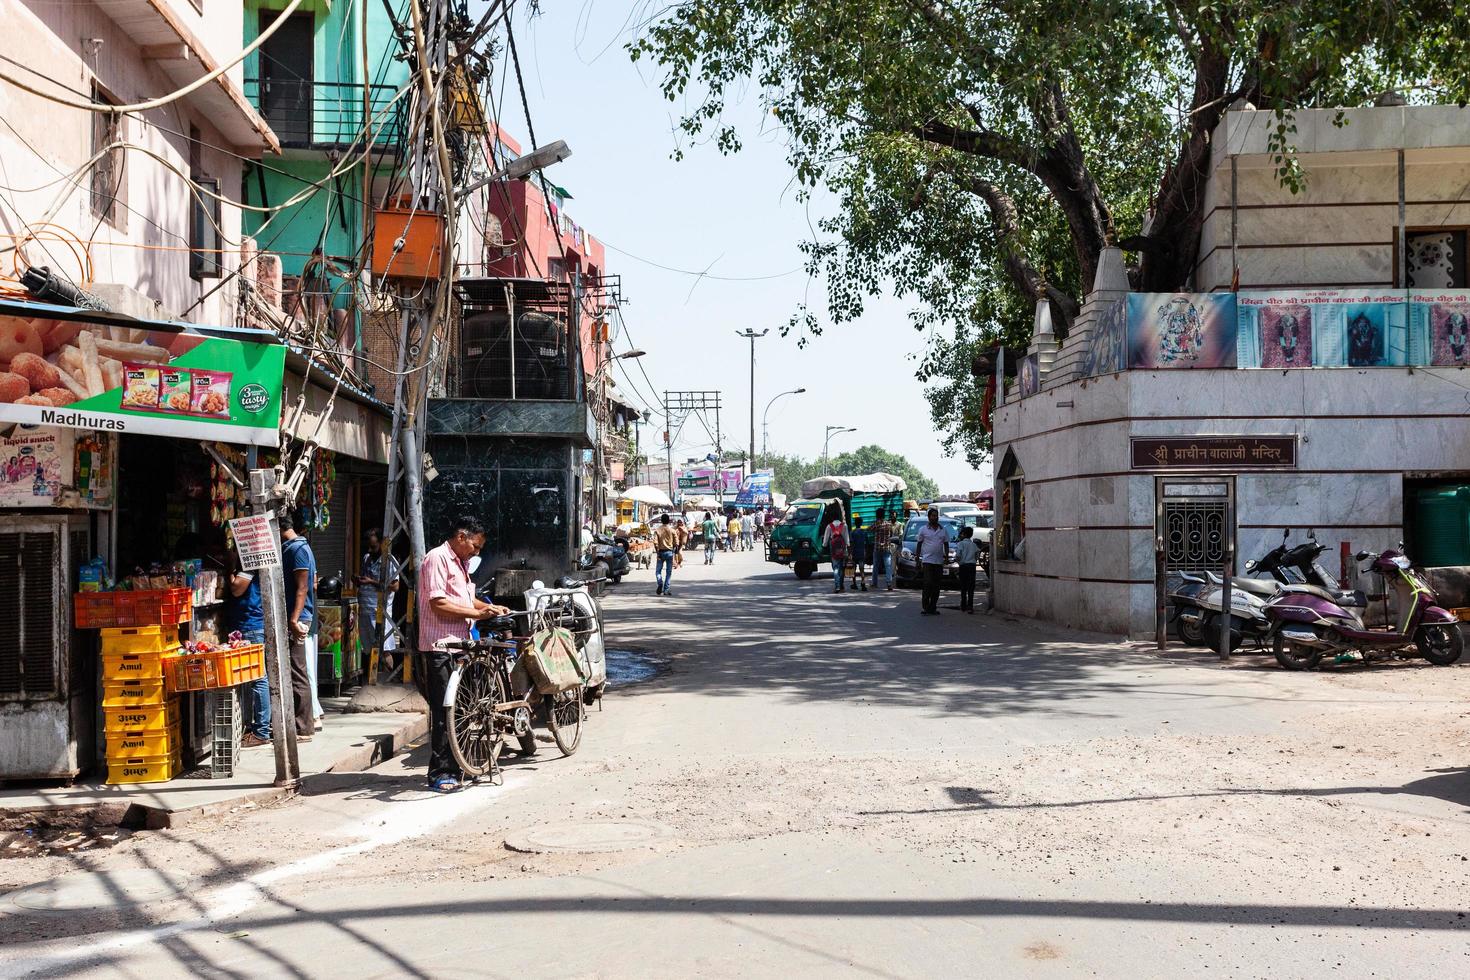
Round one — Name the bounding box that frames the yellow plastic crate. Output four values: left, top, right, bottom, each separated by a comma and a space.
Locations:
105, 752, 181, 785
100, 625, 181, 656
101, 678, 168, 708
103, 700, 179, 734
102, 651, 170, 680
106, 724, 180, 759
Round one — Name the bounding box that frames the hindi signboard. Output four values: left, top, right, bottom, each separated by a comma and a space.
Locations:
229, 514, 281, 571
1130, 436, 1297, 470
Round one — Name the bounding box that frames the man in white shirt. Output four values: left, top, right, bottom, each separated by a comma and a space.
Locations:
740, 512, 754, 550
914, 508, 950, 615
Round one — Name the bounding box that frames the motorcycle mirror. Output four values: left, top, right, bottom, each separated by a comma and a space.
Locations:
1354, 550, 1372, 561
1244, 559, 1258, 572
1307, 528, 1316, 541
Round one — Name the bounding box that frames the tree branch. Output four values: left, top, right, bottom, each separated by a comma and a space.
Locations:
966, 177, 1079, 335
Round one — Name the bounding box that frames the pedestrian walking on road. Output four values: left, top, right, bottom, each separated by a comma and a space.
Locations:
740, 512, 754, 551
653, 514, 679, 596
848, 515, 870, 591
418, 516, 509, 793
701, 511, 719, 564
915, 507, 949, 614
727, 513, 741, 552
872, 509, 896, 591
822, 508, 850, 592
674, 518, 688, 568
955, 525, 980, 612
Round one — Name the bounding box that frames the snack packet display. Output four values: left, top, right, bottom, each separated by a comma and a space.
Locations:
120, 364, 161, 410
190, 370, 232, 417
159, 367, 192, 413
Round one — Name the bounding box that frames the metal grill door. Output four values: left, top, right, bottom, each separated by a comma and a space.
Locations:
1162, 498, 1228, 573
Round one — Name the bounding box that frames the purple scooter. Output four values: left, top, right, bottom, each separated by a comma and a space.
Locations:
1263, 546, 1463, 670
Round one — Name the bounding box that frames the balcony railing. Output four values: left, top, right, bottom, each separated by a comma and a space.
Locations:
244, 79, 405, 151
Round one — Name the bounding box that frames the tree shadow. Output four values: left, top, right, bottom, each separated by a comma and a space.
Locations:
858, 767, 1470, 817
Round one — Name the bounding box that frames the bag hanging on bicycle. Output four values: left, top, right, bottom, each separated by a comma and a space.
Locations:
523, 626, 588, 694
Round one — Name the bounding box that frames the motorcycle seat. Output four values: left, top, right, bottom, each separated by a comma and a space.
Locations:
1278, 584, 1345, 603
1231, 576, 1281, 595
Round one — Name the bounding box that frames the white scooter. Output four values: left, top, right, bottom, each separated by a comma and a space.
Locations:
525, 576, 608, 705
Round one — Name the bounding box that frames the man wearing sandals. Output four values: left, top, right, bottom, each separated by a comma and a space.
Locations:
418, 516, 509, 793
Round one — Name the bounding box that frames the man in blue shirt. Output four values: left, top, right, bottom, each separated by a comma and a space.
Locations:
230, 549, 271, 747
282, 510, 319, 739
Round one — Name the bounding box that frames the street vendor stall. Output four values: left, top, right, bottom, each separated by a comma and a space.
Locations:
0, 298, 285, 784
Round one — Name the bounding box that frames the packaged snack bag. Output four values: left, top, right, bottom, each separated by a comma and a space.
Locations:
159, 367, 192, 413
121, 364, 161, 410
190, 370, 232, 417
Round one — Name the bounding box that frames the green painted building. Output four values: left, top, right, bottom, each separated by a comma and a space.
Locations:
241, 0, 409, 331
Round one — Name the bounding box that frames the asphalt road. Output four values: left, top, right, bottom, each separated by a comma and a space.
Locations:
4, 549, 1469, 978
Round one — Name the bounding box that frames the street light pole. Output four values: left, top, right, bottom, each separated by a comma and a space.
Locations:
761, 388, 806, 458
823, 425, 856, 474
736, 329, 769, 474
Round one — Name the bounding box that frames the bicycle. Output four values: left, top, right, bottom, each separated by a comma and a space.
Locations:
440, 614, 586, 780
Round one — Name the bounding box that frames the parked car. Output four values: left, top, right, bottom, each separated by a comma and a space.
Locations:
895, 515, 961, 587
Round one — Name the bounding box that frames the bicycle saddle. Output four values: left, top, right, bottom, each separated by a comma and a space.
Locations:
555, 575, 588, 589
479, 614, 516, 631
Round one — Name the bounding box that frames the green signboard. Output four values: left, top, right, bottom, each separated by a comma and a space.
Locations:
0, 313, 285, 446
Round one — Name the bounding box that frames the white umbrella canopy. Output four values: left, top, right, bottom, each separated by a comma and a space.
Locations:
619, 485, 674, 508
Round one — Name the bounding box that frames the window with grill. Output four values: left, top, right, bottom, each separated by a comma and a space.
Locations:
90, 86, 127, 230
0, 529, 61, 699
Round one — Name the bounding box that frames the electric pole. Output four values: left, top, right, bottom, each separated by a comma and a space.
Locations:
736, 328, 768, 475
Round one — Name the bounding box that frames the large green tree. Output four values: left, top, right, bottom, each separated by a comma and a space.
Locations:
632, 2, 1469, 466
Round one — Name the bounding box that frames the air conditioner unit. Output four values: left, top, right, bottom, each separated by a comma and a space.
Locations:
0, 515, 94, 780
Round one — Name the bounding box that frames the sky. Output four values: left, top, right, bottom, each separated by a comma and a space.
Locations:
496, 2, 987, 493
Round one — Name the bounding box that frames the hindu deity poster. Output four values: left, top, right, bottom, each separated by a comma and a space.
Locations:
1126, 293, 1238, 369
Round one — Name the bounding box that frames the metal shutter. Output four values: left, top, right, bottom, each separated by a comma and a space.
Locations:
0, 532, 19, 695
0, 528, 60, 699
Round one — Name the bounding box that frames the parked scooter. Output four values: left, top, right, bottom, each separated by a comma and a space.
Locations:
577, 533, 629, 583
1264, 545, 1464, 670
1170, 530, 1365, 651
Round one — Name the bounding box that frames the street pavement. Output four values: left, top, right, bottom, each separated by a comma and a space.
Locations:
3, 548, 1468, 978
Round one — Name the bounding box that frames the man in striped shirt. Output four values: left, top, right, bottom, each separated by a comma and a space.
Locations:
417, 515, 508, 792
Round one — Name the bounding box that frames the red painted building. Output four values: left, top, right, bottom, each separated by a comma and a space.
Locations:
461, 127, 612, 380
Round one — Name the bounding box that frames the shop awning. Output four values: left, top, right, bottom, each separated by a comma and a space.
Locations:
0, 298, 285, 446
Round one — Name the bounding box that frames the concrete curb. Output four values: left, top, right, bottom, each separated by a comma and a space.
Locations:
2, 713, 429, 831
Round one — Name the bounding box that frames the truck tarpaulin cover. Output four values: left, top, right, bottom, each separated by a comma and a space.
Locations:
800, 472, 909, 497
0, 311, 285, 446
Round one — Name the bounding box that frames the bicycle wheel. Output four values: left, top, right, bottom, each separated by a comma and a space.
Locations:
447, 658, 506, 778
546, 685, 585, 756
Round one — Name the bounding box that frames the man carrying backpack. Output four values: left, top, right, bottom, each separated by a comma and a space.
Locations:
821, 506, 850, 593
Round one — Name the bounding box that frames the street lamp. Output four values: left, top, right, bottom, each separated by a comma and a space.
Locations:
761, 388, 806, 458
823, 425, 857, 474
458, 140, 573, 196
737, 328, 769, 473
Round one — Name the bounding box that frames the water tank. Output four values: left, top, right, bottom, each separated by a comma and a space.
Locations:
1412, 486, 1470, 567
